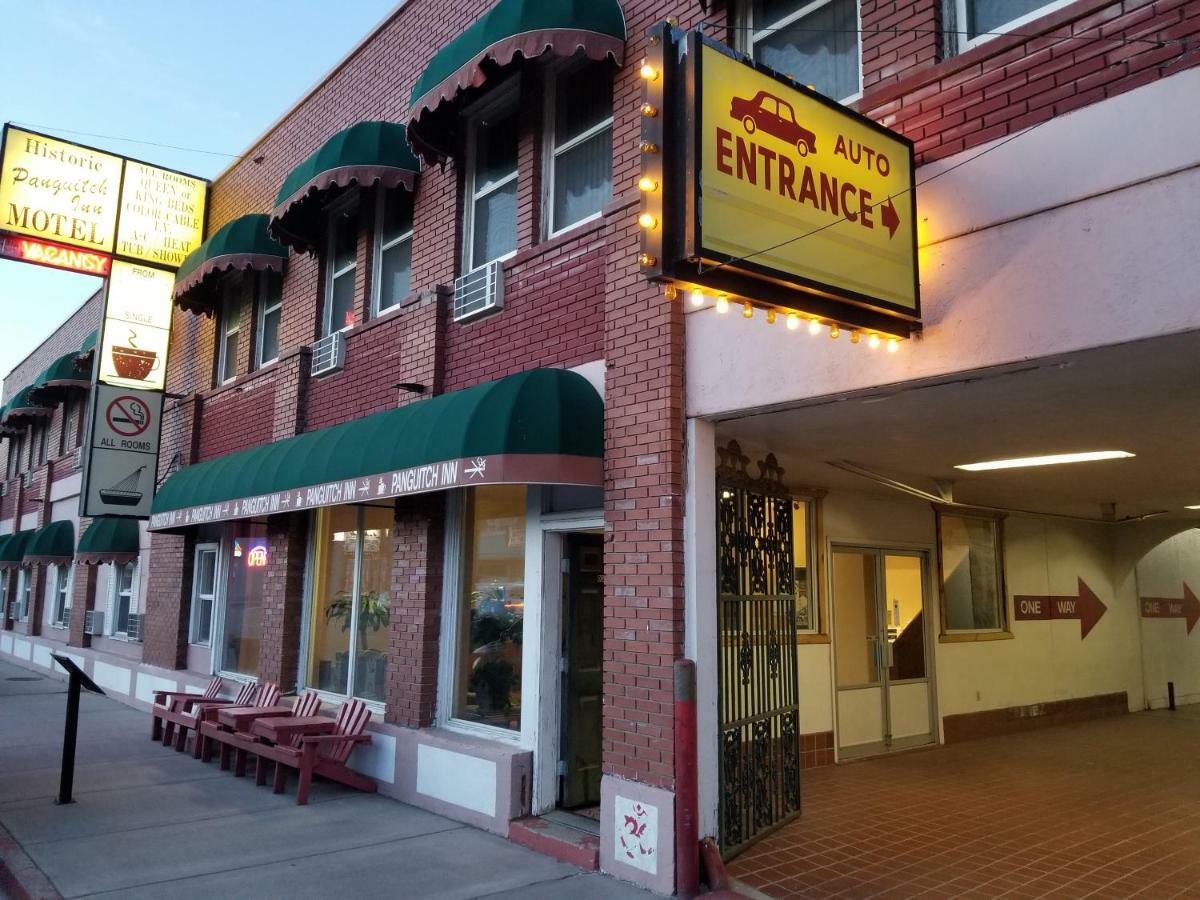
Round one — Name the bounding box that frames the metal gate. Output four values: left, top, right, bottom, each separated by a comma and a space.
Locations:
716, 441, 801, 857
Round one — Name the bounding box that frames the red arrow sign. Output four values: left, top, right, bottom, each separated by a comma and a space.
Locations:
880, 197, 900, 239
1140, 584, 1200, 635
1013, 578, 1108, 639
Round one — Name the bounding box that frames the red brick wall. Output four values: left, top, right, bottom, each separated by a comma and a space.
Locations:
258, 514, 307, 690
143, 532, 193, 669
196, 379, 278, 462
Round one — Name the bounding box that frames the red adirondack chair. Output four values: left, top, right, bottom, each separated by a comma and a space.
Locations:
151, 677, 222, 742
196, 682, 289, 769
207, 690, 325, 782
264, 699, 376, 805
160, 680, 256, 754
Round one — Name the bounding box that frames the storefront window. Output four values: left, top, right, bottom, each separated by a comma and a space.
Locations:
793, 499, 818, 632
938, 512, 1005, 632
219, 529, 267, 674
454, 485, 527, 731
307, 505, 392, 703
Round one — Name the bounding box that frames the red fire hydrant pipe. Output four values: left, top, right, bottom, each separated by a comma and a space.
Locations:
674, 658, 700, 897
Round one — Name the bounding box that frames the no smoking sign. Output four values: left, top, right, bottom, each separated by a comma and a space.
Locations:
106, 395, 152, 437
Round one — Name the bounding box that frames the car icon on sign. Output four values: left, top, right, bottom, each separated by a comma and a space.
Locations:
730, 90, 817, 156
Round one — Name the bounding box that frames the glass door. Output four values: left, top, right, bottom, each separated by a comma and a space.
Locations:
832, 547, 934, 758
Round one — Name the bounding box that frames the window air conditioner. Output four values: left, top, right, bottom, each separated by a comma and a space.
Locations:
83, 610, 105, 635
125, 613, 144, 642
453, 260, 504, 322
72, 447, 83, 470
310, 331, 345, 377
20, 472, 33, 488
0, 482, 7, 497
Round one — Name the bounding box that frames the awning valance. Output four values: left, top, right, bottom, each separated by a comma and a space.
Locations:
1, 385, 53, 430
270, 122, 420, 254
79, 330, 97, 354
407, 0, 626, 163
173, 214, 288, 315
77, 517, 140, 565
150, 367, 602, 531
0, 530, 34, 569
28, 351, 91, 404
24, 520, 74, 565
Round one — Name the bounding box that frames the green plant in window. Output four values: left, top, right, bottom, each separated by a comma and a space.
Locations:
325, 590, 391, 651
470, 658, 516, 713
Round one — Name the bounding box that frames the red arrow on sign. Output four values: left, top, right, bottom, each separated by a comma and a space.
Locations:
880, 197, 900, 239
1139, 584, 1200, 635
1013, 577, 1108, 639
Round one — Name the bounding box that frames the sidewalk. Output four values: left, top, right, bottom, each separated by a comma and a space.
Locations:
0, 658, 651, 899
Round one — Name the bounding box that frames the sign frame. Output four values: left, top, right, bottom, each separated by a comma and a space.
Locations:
80, 379, 165, 520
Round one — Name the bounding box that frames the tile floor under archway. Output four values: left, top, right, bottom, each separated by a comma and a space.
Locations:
727, 707, 1200, 898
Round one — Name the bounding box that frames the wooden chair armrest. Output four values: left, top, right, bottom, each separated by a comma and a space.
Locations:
298, 733, 372, 746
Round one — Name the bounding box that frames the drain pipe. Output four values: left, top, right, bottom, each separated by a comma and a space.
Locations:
674, 659, 699, 897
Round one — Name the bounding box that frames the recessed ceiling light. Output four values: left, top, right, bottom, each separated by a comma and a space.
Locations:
955, 451, 1135, 472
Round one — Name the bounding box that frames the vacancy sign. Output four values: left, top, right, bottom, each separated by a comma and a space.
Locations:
696, 42, 919, 317
98, 260, 173, 391
82, 384, 163, 518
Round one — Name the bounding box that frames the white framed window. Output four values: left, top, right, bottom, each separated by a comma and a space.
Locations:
0, 575, 7, 618
324, 197, 358, 336
937, 510, 1007, 633
254, 273, 282, 368
60, 396, 79, 456
15, 568, 31, 622
372, 190, 414, 315
49, 564, 71, 628
110, 561, 136, 637
218, 276, 241, 385
545, 59, 613, 237
955, 0, 1075, 51
464, 89, 520, 272
189, 543, 219, 645
744, 0, 864, 104
8, 434, 22, 477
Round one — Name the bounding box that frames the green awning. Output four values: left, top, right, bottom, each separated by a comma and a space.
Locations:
173, 214, 288, 316
77, 517, 140, 565
29, 351, 90, 403
1, 385, 52, 427
150, 367, 602, 531
79, 330, 98, 354
407, 0, 626, 163
269, 122, 420, 254
0, 530, 35, 569
24, 520, 75, 564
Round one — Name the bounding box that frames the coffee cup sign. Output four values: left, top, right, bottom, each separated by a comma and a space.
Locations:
111, 329, 161, 381
98, 260, 173, 391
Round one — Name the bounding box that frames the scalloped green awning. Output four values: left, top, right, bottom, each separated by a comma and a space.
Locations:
407, 0, 626, 163
270, 121, 420, 254
2, 385, 53, 427
150, 367, 602, 531
29, 351, 90, 404
24, 520, 74, 565
79, 330, 97, 354
173, 214, 288, 316
0, 530, 35, 569
77, 517, 140, 565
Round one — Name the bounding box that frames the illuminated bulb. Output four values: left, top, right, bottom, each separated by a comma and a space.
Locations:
808, 318, 822, 335
850, 331, 861, 344
690, 288, 705, 308
638, 212, 658, 229
638, 176, 658, 192
887, 337, 899, 353
742, 302, 754, 319
868, 333, 881, 349
829, 324, 840, 339
640, 103, 658, 117
638, 252, 657, 266
715, 295, 730, 314
664, 285, 678, 300
786, 313, 800, 331
640, 141, 660, 153
640, 61, 659, 81
766, 309, 777, 325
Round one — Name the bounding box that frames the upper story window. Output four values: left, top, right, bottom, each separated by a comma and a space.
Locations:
111, 561, 136, 637
546, 60, 614, 236
60, 396, 79, 457
373, 190, 414, 315
324, 198, 358, 335
465, 94, 520, 272
255, 273, 282, 369
34, 421, 47, 467
218, 276, 241, 385
8, 433, 22, 478
956, 0, 1072, 50
746, 0, 863, 103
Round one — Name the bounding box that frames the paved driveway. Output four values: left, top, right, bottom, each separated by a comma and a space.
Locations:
728, 708, 1200, 898
0, 659, 648, 899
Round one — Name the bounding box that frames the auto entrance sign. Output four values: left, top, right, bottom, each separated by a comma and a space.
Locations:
83, 384, 163, 518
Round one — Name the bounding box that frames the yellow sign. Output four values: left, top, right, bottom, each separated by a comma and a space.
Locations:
0, 126, 123, 253
698, 43, 918, 315
98, 260, 174, 391
116, 161, 207, 268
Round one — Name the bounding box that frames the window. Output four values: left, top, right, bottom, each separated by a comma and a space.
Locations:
15, 568, 30, 621
956, 0, 1071, 50
217, 530, 267, 675
60, 397, 79, 456
465, 97, 519, 271
792, 498, 820, 632
254, 273, 282, 368
938, 511, 1006, 632
51, 565, 71, 628
218, 276, 241, 384
453, 485, 527, 731
33, 422, 47, 466
189, 543, 218, 645
324, 199, 358, 335
547, 61, 613, 235
112, 562, 135, 635
0, 577, 7, 619
373, 190, 414, 314
306, 505, 392, 703
747, 0, 863, 103
8, 434, 21, 477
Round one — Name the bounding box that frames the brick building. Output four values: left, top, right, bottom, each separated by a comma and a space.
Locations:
1, 0, 1198, 894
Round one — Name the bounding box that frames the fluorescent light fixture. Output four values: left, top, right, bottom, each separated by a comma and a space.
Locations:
1187, 505, 1200, 511
955, 450, 1135, 472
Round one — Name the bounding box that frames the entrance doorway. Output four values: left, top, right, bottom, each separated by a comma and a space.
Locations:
832, 547, 934, 758
558, 532, 603, 813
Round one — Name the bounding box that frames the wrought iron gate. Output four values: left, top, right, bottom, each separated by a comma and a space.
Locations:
716, 441, 801, 857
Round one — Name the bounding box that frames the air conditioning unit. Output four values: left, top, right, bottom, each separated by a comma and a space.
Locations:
0, 482, 7, 497
72, 447, 83, 470
125, 613, 144, 642
310, 331, 345, 377
20, 472, 33, 488
84, 610, 105, 635
453, 260, 504, 322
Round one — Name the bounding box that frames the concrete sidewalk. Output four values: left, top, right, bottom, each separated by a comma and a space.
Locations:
0, 659, 651, 899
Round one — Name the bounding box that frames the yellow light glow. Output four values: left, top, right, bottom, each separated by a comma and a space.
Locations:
955, 451, 1135, 472
641, 103, 659, 117
690, 288, 705, 307
808, 319, 822, 335
640, 141, 659, 154
868, 333, 881, 349
638, 252, 656, 266
638, 212, 658, 229
850, 331, 861, 344
829, 324, 840, 339
664, 285, 678, 300
786, 313, 800, 331
887, 337, 899, 353
1187, 505, 1200, 510
638, 176, 658, 192
766, 309, 777, 325
742, 302, 754, 319
640, 62, 659, 80
715, 295, 730, 314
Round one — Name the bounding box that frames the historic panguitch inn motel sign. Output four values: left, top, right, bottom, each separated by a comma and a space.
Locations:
0, 124, 209, 519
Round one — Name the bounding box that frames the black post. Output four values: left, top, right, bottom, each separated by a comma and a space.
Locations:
1168, 681, 1176, 711
58, 671, 82, 805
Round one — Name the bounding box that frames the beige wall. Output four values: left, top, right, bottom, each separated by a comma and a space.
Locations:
1130, 528, 1200, 708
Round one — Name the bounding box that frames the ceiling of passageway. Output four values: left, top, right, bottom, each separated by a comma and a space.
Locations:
715, 332, 1200, 522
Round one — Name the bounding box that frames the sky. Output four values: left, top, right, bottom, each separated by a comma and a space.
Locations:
0, 0, 402, 384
